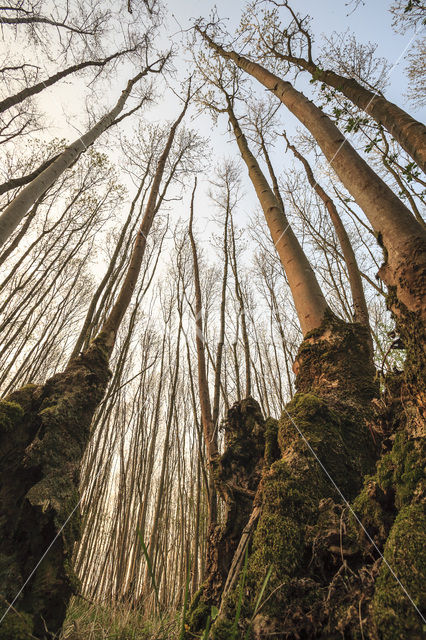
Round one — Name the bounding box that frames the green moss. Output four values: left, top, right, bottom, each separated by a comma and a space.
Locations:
0, 611, 34, 639
295, 310, 377, 404
211, 617, 235, 639
0, 400, 24, 431
369, 431, 424, 508
351, 477, 393, 545
0, 340, 112, 638
372, 503, 426, 639
186, 586, 210, 633
279, 393, 373, 498
264, 417, 279, 466
389, 433, 425, 508
351, 427, 424, 548
246, 460, 319, 618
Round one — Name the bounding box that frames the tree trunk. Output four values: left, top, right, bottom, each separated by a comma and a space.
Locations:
0, 47, 136, 114
0, 337, 111, 639
224, 96, 330, 335
209, 314, 380, 639
0, 63, 162, 248
273, 52, 426, 172
0, 97, 188, 638
188, 178, 219, 552
284, 133, 371, 334
99, 96, 189, 351
198, 30, 426, 328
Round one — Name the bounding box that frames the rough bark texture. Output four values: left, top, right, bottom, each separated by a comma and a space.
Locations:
378, 234, 426, 408
186, 397, 266, 635
0, 334, 111, 639
209, 314, 383, 639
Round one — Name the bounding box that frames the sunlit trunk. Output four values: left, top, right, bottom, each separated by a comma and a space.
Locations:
226, 97, 330, 335
199, 29, 426, 324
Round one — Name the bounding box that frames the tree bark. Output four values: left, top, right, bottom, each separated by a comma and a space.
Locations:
224, 95, 330, 335
0, 47, 137, 114
188, 178, 219, 527
283, 133, 371, 333
272, 51, 426, 172
198, 29, 426, 325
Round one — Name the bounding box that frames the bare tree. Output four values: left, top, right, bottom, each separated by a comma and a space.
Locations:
0, 57, 167, 247
0, 92, 189, 638
197, 27, 426, 332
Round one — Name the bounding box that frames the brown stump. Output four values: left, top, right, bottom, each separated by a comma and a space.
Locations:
187, 397, 266, 634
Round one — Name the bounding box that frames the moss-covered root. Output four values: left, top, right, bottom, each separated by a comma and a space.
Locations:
186, 397, 266, 636
0, 335, 111, 639
372, 503, 426, 639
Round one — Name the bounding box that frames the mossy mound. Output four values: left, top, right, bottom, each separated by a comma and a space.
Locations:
245, 392, 375, 624
372, 503, 426, 639
186, 586, 211, 633
209, 321, 379, 638
0, 335, 111, 639
0, 610, 34, 640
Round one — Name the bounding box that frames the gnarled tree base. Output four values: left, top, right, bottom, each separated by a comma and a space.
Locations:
0, 335, 111, 639
187, 398, 266, 635
210, 316, 386, 639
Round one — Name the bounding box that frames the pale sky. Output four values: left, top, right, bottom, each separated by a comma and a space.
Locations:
2, 0, 424, 265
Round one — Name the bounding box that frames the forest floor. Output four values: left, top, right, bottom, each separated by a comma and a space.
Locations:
61, 599, 178, 640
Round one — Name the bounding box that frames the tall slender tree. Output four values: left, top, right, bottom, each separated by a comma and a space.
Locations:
0, 93, 189, 639
0, 57, 168, 248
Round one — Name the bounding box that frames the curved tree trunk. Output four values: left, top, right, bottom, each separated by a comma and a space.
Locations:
272, 51, 426, 172
224, 95, 330, 335
198, 29, 426, 327
0, 47, 136, 114
0, 60, 165, 248
284, 133, 371, 334
100, 97, 189, 351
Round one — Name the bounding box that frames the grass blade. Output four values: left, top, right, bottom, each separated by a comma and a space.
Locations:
244, 565, 273, 639
136, 528, 161, 613
232, 544, 249, 639
179, 558, 192, 640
